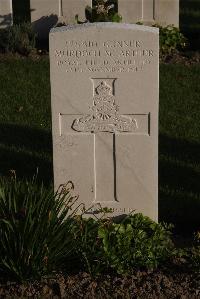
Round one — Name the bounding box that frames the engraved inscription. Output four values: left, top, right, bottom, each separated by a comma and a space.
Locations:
72, 80, 137, 133
55, 39, 155, 73
84, 206, 135, 214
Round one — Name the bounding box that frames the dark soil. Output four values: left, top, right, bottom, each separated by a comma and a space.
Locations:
161, 51, 200, 65
1, 270, 200, 298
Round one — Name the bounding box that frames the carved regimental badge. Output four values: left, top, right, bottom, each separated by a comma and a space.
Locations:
72, 79, 137, 133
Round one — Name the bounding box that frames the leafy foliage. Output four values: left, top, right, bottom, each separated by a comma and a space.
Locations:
136, 23, 187, 57
0, 22, 36, 55
73, 213, 174, 276
76, 0, 122, 23
0, 178, 77, 281
0, 176, 181, 279
154, 24, 187, 56
98, 214, 174, 274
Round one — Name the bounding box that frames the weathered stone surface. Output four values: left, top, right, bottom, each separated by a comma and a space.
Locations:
118, 0, 179, 27
0, 0, 12, 28
50, 23, 159, 220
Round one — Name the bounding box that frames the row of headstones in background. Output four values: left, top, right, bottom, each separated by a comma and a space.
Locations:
50, 23, 159, 220
0, 0, 179, 33
31, 0, 179, 39
0, 0, 13, 28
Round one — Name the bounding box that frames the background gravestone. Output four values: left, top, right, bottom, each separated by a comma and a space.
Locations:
30, 0, 179, 39
0, 0, 13, 28
50, 23, 159, 220
155, 0, 179, 27
118, 0, 179, 27
30, 0, 59, 40
62, 0, 92, 24
30, 0, 91, 39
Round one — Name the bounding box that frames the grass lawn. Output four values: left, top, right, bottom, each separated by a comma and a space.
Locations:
159, 64, 200, 231
0, 56, 199, 232
0, 56, 52, 184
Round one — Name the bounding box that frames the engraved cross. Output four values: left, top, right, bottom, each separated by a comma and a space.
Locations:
71, 78, 139, 203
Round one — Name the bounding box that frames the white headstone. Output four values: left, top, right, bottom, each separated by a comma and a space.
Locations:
118, 0, 179, 27
50, 23, 159, 220
0, 0, 12, 28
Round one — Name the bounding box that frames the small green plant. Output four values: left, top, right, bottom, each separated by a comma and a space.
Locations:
136, 23, 187, 56
73, 213, 174, 276
154, 24, 187, 56
76, 0, 122, 23
98, 214, 174, 274
0, 178, 77, 281
0, 22, 36, 55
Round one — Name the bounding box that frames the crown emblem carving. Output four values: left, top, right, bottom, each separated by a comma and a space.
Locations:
72, 80, 137, 133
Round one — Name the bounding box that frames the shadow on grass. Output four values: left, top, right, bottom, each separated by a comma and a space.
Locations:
159, 133, 200, 233
0, 123, 53, 185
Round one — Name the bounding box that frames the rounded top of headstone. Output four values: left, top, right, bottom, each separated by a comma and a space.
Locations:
50, 22, 159, 35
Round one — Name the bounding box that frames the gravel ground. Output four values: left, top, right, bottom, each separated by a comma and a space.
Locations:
1, 270, 200, 298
